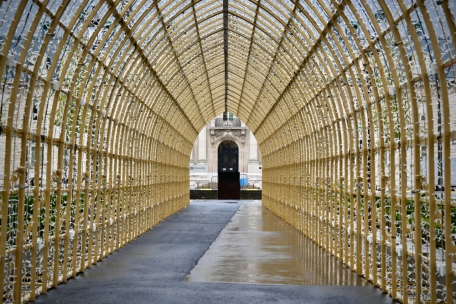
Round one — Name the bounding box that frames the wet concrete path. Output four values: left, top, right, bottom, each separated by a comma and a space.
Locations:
36, 200, 394, 304
186, 201, 367, 286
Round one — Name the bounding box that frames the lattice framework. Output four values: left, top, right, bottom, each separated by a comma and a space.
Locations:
0, 0, 455, 303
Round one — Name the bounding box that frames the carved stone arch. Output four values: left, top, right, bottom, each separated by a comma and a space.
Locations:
212, 134, 246, 173
213, 133, 244, 150
217, 140, 239, 172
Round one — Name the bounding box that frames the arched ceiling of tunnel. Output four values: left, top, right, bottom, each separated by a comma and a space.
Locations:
2, 0, 454, 151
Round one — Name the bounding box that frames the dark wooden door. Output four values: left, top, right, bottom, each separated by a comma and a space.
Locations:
218, 172, 240, 199
218, 141, 240, 199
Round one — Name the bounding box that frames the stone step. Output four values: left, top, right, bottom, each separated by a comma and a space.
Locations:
189, 190, 262, 200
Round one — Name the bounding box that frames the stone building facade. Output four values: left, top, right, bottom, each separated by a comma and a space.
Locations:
190, 114, 262, 189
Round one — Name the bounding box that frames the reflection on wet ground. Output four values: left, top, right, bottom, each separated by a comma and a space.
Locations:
186, 201, 368, 286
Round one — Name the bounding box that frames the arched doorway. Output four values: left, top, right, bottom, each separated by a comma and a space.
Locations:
218, 140, 239, 172
218, 140, 240, 199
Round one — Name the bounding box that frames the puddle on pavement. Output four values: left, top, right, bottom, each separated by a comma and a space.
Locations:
186, 201, 368, 286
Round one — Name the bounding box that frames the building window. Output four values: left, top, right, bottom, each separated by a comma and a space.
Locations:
33, 102, 39, 120
31, 146, 36, 165
30, 146, 44, 166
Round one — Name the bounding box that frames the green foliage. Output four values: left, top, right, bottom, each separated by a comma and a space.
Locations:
0, 192, 86, 237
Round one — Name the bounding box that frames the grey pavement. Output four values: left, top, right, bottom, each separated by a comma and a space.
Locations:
35, 200, 395, 304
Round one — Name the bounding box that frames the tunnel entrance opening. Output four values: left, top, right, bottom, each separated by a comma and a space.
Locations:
189, 113, 262, 200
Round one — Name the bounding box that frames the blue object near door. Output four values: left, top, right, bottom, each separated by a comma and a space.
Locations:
240, 177, 248, 186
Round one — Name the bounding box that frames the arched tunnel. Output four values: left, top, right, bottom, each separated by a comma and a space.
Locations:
0, 0, 455, 302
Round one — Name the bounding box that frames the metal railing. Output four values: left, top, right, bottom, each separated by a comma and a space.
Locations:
214, 118, 242, 127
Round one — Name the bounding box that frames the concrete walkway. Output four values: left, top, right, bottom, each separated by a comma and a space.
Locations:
36, 200, 394, 304
186, 201, 368, 286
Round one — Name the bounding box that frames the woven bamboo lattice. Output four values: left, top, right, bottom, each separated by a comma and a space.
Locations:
0, 0, 455, 302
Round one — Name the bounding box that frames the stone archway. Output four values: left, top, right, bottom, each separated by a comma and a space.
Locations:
210, 122, 247, 174
218, 140, 239, 173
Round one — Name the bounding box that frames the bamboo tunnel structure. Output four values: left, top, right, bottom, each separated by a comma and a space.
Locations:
0, 0, 455, 302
